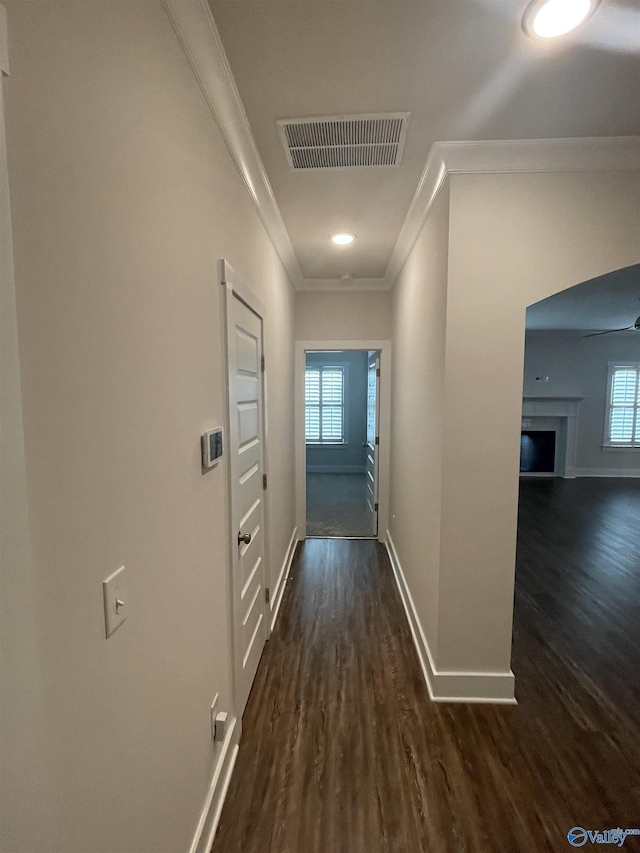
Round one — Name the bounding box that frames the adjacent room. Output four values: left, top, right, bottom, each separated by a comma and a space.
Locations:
513, 265, 640, 823
305, 350, 380, 537
521, 264, 640, 480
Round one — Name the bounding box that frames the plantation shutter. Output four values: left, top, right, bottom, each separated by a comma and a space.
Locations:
305, 369, 321, 441
305, 366, 345, 443
609, 366, 640, 446
321, 369, 343, 441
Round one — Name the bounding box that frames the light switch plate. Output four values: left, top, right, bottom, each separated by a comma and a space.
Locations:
103, 565, 128, 638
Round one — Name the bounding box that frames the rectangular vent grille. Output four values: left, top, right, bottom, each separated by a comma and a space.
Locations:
278, 113, 410, 170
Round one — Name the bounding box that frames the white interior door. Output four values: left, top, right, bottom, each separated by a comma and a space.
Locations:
227, 292, 268, 716
366, 351, 380, 535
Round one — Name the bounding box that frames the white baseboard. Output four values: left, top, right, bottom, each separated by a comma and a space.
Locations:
306, 465, 366, 474
188, 715, 240, 853
385, 532, 516, 704
270, 526, 298, 632
187, 525, 299, 853
573, 468, 640, 478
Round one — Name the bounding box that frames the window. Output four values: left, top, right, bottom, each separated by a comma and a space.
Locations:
305, 366, 345, 443
605, 363, 640, 448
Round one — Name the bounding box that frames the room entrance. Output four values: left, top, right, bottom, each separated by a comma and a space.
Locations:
304, 350, 380, 537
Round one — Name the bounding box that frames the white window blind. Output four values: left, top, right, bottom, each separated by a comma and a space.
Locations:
305, 367, 345, 443
606, 364, 640, 447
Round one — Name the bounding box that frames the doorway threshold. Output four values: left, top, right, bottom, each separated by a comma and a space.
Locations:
306, 535, 378, 540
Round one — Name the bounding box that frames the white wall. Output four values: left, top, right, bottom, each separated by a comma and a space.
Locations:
390, 169, 640, 697
389, 184, 449, 657
523, 330, 640, 475
0, 73, 57, 850
306, 350, 368, 473
440, 170, 640, 675
1, 3, 295, 852
295, 290, 392, 341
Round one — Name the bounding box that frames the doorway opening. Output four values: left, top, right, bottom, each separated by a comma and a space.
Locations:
304, 349, 380, 538
514, 264, 640, 749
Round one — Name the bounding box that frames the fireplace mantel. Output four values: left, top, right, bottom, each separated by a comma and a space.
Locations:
523, 395, 585, 406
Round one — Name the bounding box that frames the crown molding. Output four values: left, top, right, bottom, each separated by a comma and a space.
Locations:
386, 136, 640, 287
162, 0, 303, 287
160, 5, 640, 293
441, 136, 640, 174
297, 277, 391, 292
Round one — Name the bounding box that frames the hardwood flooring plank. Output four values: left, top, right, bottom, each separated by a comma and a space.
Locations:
212, 480, 640, 853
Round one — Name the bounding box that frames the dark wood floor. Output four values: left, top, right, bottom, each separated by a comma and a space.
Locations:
212, 479, 640, 853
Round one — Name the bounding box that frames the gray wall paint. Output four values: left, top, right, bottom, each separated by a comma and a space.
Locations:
389, 184, 449, 657
306, 350, 368, 472
2, 3, 295, 851
0, 80, 57, 851
435, 170, 640, 674
295, 291, 392, 341
524, 330, 640, 474
390, 169, 640, 688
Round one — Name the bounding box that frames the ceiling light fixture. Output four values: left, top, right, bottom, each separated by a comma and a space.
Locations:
522, 0, 600, 38
331, 232, 356, 246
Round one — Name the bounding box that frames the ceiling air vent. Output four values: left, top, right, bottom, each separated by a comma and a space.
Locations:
277, 113, 410, 170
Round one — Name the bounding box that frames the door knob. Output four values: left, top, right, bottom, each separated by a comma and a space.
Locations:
238, 531, 252, 545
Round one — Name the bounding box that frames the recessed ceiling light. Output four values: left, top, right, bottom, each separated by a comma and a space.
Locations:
522, 0, 599, 38
331, 232, 356, 246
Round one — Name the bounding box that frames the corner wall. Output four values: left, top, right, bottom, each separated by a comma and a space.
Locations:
389, 168, 640, 700
1, 2, 295, 851
440, 170, 640, 675
389, 183, 450, 658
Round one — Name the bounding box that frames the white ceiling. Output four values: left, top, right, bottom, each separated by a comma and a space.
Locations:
526, 263, 640, 330
209, 0, 640, 284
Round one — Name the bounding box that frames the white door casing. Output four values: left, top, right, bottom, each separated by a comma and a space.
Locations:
221, 261, 269, 718
366, 352, 380, 535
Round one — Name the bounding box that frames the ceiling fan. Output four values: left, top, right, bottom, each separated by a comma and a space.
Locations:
584, 315, 640, 338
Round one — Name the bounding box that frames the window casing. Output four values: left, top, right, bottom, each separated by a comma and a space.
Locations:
305, 366, 345, 444
605, 363, 640, 448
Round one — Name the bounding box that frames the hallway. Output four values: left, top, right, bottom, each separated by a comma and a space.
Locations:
213, 484, 640, 853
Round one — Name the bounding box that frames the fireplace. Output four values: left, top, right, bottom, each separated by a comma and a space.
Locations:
521, 397, 584, 478
520, 430, 556, 473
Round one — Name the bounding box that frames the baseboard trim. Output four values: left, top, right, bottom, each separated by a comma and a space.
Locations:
188, 715, 240, 853
385, 532, 516, 704
306, 465, 366, 474
573, 468, 640, 478
270, 526, 298, 632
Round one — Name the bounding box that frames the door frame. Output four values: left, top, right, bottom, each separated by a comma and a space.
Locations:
366, 351, 381, 535
219, 259, 272, 721
295, 339, 392, 541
